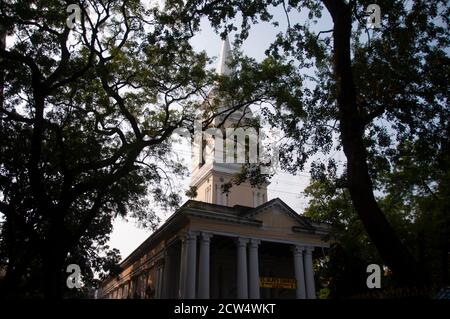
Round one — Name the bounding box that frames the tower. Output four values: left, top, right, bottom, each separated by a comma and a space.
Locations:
190, 36, 268, 208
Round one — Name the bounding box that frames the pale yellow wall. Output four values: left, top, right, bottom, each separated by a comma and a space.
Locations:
254, 208, 298, 228
194, 175, 213, 203
101, 204, 328, 298
191, 106, 267, 208
193, 171, 268, 208
101, 239, 167, 298
212, 173, 267, 208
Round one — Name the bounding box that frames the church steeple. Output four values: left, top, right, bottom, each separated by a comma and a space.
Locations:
216, 35, 232, 76
190, 36, 268, 208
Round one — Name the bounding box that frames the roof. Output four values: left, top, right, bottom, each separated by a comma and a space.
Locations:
242, 198, 316, 232
204, 35, 254, 119
216, 35, 232, 76
114, 198, 318, 269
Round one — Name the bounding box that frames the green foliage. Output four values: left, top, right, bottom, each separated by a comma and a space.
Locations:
1, 0, 448, 297
304, 179, 383, 298
304, 133, 450, 297
185, 186, 198, 199
170, 0, 449, 291
0, 0, 297, 298
0, 0, 218, 297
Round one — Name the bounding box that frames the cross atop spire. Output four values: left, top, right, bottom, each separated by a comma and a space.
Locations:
216, 35, 232, 76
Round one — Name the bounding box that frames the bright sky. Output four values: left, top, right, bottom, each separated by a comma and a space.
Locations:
108, 6, 337, 260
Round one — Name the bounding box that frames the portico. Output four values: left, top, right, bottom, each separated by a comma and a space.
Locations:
177, 232, 318, 299
99, 199, 329, 299
98, 36, 330, 300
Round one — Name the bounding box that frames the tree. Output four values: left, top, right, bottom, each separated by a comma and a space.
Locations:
171, 0, 449, 286
0, 0, 291, 298
303, 132, 450, 297
303, 178, 383, 298
377, 133, 450, 287
0, 0, 216, 298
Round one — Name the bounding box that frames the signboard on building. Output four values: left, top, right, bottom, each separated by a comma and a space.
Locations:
259, 277, 296, 289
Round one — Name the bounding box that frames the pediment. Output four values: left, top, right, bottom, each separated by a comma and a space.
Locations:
245, 198, 315, 232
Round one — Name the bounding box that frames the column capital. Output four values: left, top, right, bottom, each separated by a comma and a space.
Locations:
248, 239, 261, 248
291, 245, 305, 255
305, 246, 315, 254
179, 230, 198, 241
236, 237, 249, 247
200, 232, 213, 242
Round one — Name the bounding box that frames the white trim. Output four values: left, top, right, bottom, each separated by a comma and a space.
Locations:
188, 228, 330, 248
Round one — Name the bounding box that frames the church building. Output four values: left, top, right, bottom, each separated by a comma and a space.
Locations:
98, 38, 330, 300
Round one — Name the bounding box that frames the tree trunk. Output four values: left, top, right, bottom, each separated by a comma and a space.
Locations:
0, 218, 24, 298
322, 0, 425, 286
42, 241, 66, 299
41, 215, 67, 299
0, 22, 5, 109
0, 21, 6, 135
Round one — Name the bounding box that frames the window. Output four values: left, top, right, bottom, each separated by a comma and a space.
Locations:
199, 139, 207, 168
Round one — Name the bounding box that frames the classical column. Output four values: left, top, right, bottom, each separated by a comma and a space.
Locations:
178, 236, 187, 298
162, 247, 172, 298
248, 239, 261, 299
236, 237, 249, 299
198, 232, 212, 299
185, 232, 198, 298
292, 245, 307, 299
304, 246, 316, 299
155, 264, 164, 298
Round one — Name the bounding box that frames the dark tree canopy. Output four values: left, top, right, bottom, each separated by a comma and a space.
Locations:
0, 0, 294, 298
0, 0, 210, 297
0, 0, 448, 298
168, 0, 449, 287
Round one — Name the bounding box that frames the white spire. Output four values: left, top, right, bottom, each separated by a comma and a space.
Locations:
216, 35, 232, 75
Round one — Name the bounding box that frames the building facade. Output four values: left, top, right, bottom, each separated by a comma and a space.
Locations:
99, 37, 330, 300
